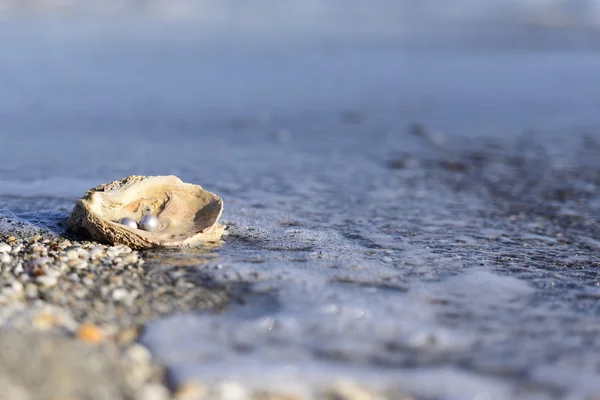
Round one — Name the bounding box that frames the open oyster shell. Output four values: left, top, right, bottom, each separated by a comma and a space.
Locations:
67, 175, 224, 249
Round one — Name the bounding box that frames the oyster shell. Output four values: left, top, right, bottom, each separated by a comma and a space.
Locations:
67, 175, 224, 249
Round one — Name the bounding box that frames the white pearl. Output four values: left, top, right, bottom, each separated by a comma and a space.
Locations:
139, 214, 159, 232
119, 217, 138, 229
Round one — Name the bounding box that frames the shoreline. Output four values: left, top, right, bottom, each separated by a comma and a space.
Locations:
0, 222, 395, 400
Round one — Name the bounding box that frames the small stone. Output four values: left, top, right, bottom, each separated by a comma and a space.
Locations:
83, 278, 95, 286
66, 250, 78, 260
25, 283, 38, 298
136, 384, 170, 400
211, 381, 247, 400
252, 391, 303, 400
31, 244, 45, 253
174, 383, 207, 400
11, 280, 23, 293
325, 380, 374, 400
112, 288, 129, 302
34, 312, 61, 330
89, 248, 104, 260
125, 343, 152, 364
0, 253, 10, 263
106, 247, 122, 258
0, 243, 11, 253
35, 275, 58, 288
8, 236, 15, 242
13, 263, 23, 274
124, 344, 154, 389
118, 327, 140, 345
119, 245, 133, 253
74, 260, 89, 270
76, 323, 105, 344
124, 253, 139, 264
32, 257, 50, 266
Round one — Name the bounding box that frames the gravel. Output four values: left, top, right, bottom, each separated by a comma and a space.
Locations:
0, 230, 232, 400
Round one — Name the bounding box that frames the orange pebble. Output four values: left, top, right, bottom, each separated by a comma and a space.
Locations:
77, 323, 105, 344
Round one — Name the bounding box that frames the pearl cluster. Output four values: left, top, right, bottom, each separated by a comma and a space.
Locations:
119, 215, 160, 232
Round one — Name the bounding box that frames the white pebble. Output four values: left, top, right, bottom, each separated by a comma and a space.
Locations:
106, 248, 121, 258
0, 253, 10, 263
112, 288, 129, 301
83, 278, 95, 286
32, 257, 50, 266
66, 250, 78, 260
36, 276, 58, 288
74, 261, 89, 270
115, 245, 132, 253
77, 248, 89, 258
89, 248, 104, 260
126, 344, 152, 364
31, 244, 45, 253
0, 243, 11, 253
11, 280, 23, 293
124, 254, 139, 264
13, 263, 23, 274
136, 384, 170, 400
210, 381, 247, 400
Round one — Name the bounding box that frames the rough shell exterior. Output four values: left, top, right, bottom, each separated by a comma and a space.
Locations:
67, 175, 225, 249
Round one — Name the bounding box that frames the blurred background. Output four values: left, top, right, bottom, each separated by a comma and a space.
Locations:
0, 0, 598, 200
1, 1, 600, 187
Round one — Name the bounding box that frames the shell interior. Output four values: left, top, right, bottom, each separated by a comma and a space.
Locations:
68, 175, 224, 248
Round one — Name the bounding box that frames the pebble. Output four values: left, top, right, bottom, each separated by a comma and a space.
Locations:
35, 275, 58, 288
32, 257, 50, 267
325, 380, 376, 400
83, 278, 95, 287
31, 244, 45, 253
125, 344, 153, 364
136, 384, 170, 400
33, 312, 62, 330
112, 288, 129, 302
76, 323, 105, 344
124, 344, 154, 388
89, 248, 104, 260
174, 383, 207, 400
210, 381, 247, 400
13, 263, 23, 274
106, 247, 122, 258
125, 254, 139, 264
0, 234, 233, 400
66, 250, 79, 260
11, 280, 23, 294
25, 283, 38, 299
74, 260, 89, 270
